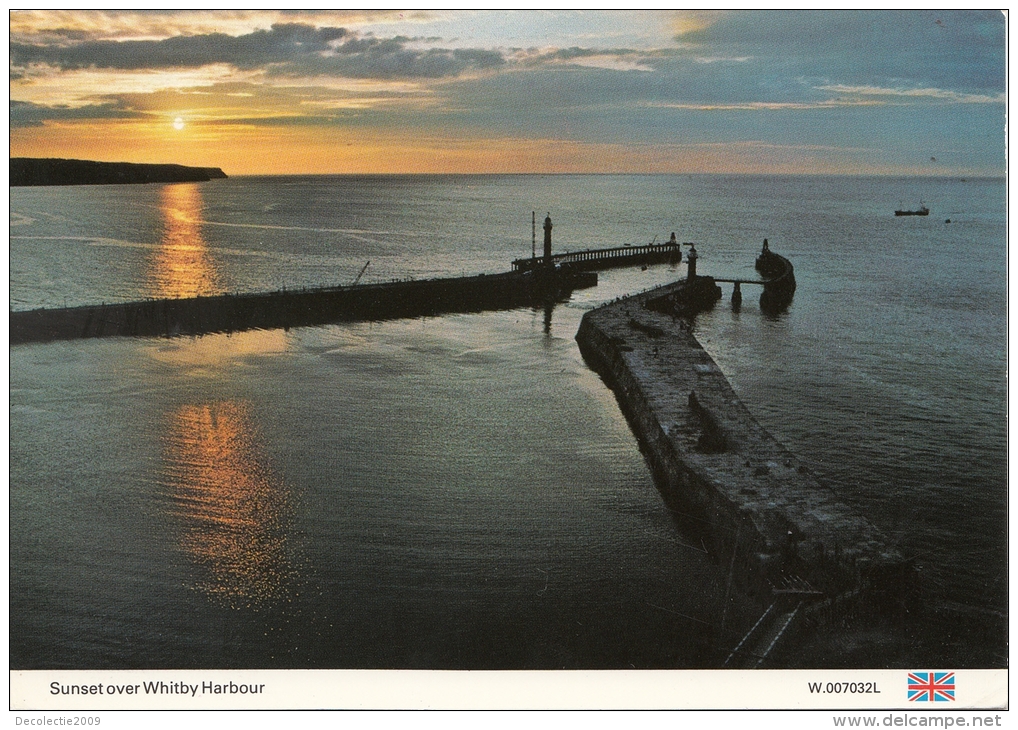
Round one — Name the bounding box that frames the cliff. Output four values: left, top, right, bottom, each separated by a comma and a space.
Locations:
10, 158, 227, 187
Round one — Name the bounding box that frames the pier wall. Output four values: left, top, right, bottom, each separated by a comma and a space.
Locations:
756, 249, 797, 313
576, 276, 913, 606
576, 307, 774, 597
10, 269, 596, 344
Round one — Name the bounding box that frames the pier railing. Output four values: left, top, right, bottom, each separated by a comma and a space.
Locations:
512, 242, 682, 272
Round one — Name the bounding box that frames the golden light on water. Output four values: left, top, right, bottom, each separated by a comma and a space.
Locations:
145, 329, 289, 370
151, 182, 222, 298
163, 400, 294, 608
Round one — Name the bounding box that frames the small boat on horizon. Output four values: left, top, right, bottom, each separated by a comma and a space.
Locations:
895, 201, 930, 216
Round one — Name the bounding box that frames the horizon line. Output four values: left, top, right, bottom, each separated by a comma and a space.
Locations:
8, 158, 1004, 180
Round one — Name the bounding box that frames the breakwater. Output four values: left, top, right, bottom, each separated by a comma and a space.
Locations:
10, 268, 596, 344
575, 261, 912, 614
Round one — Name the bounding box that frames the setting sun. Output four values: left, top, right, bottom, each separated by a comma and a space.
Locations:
173, 117, 185, 131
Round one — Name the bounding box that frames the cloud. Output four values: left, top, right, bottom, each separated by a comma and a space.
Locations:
652, 99, 883, 111
565, 57, 653, 73
526, 48, 655, 73
692, 56, 750, 64
816, 84, 1005, 105
9, 10, 429, 43
276, 38, 505, 79
10, 65, 253, 109
669, 11, 726, 38
11, 24, 348, 71
10, 99, 144, 128
212, 114, 343, 127
676, 10, 1005, 94
10, 22, 506, 81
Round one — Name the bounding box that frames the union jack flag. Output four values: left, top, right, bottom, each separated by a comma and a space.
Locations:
908, 672, 956, 702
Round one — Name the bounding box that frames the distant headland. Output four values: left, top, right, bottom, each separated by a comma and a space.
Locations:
10, 158, 227, 187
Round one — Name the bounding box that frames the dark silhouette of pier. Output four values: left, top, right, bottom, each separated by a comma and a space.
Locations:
753, 242, 797, 313
9, 269, 597, 345
10, 220, 790, 346
699, 241, 797, 314
11, 214, 700, 345
512, 242, 682, 272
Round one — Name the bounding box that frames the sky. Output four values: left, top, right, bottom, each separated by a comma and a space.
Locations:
8, 10, 1007, 176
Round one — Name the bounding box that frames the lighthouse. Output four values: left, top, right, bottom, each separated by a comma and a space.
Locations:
543, 214, 553, 266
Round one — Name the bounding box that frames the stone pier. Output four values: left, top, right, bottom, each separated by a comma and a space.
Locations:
576, 274, 912, 606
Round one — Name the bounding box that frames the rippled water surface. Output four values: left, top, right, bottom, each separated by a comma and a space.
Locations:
10, 174, 1006, 668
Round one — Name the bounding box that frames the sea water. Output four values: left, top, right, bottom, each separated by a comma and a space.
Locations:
9, 174, 1006, 668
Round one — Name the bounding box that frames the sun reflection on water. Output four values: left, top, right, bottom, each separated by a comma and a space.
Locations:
151, 183, 221, 299
163, 400, 293, 608
145, 328, 289, 371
